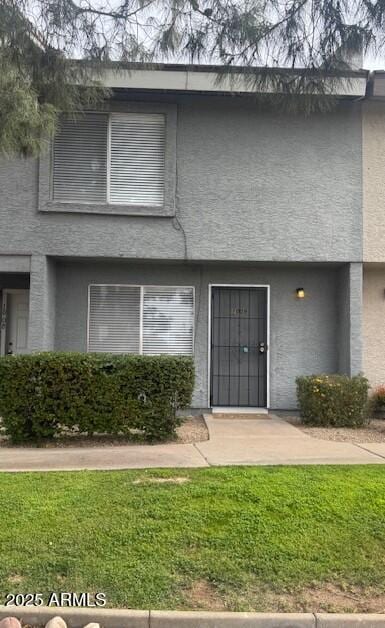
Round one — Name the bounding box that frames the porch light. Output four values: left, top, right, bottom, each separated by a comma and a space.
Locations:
296, 288, 305, 299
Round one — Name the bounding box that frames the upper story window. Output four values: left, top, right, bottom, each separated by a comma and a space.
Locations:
39, 103, 176, 216
52, 112, 166, 207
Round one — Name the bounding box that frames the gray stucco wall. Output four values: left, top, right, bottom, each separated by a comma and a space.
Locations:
54, 260, 340, 409
0, 95, 363, 397
28, 255, 56, 351
0, 96, 362, 263
337, 262, 363, 375
363, 266, 385, 387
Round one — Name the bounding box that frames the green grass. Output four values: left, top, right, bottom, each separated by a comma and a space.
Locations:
1, 466, 385, 610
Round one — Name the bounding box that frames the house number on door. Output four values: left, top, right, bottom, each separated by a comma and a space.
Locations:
231, 308, 248, 315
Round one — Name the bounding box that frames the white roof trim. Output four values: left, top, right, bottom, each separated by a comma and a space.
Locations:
98, 68, 367, 97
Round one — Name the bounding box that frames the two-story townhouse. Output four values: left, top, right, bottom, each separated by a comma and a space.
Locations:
363, 72, 385, 390
0, 64, 367, 411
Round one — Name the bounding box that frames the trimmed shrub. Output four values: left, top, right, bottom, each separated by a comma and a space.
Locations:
0, 352, 195, 443
296, 374, 369, 427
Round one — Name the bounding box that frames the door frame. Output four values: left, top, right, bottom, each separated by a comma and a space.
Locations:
0, 289, 30, 356
208, 284, 271, 410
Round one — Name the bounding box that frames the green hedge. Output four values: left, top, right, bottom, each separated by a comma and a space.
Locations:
0, 353, 195, 443
296, 374, 369, 427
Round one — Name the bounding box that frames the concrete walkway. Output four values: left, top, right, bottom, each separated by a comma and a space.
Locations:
1, 415, 385, 471
198, 415, 385, 465
0, 442, 208, 472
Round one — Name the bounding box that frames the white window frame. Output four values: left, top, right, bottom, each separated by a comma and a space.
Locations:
87, 284, 195, 355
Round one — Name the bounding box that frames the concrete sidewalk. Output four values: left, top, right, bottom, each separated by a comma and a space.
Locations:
1, 415, 385, 471
0, 442, 209, 472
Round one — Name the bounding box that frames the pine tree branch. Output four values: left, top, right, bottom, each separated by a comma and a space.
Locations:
69, 0, 157, 21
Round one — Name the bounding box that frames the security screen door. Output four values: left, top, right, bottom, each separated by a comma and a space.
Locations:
210, 287, 268, 407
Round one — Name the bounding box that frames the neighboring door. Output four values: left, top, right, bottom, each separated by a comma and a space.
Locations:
1, 290, 29, 355
210, 286, 268, 407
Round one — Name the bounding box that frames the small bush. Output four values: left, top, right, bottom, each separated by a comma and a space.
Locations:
369, 385, 385, 416
296, 374, 369, 427
0, 352, 195, 443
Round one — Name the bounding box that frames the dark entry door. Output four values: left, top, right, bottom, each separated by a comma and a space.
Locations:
210, 287, 268, 407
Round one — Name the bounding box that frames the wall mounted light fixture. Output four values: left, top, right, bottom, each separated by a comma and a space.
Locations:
296, 288, 305, 299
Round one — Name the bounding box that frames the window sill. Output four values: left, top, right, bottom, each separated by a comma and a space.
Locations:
39, 201, 175, 218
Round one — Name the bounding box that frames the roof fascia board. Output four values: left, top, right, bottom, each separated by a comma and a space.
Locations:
93, 67, 367, 97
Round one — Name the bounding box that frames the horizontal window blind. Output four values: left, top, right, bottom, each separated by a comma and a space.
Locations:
109, 113, 166, 206
142, 287, 194, 355
88, 285, 194, 355
53, 114, 108, 202
88, 285, 140, 353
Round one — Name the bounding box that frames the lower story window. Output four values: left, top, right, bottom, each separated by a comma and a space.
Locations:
88, 284, 194, 355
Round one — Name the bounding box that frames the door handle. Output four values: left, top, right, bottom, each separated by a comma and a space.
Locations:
258, 342, 267, 354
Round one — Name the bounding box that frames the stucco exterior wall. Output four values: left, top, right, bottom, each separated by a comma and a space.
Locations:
28, 255, 56, 352
54, 260, 340, 409
363, 101, 385, 262
0, 94, 365, 398
363, 267, 385, 388
0, 97, 362, 263
338, 262, 363, 375
362, 102, 385, 387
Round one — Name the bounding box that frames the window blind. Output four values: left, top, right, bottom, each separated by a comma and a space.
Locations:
52, 112, 166, 206
88, 285, 194, 355
109, 113, 166, 206
88, 285, 141, 353
142, 287, 194, 355
53, 114, 108, 202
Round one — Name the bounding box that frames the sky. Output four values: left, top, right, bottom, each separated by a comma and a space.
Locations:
23, 0, 385, 71
365, 53, 385, 70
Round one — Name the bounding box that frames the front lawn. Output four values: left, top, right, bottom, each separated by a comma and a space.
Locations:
1, 466, 385, 612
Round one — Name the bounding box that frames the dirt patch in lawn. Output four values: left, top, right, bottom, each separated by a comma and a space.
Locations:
132, 476, 190, 485
183, 582, 385, 613
7, 574, 24, 585
0, 415, 209, 448
183, 580, 227, 611
251, 584, 385, 613
283, 415, 385, 443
